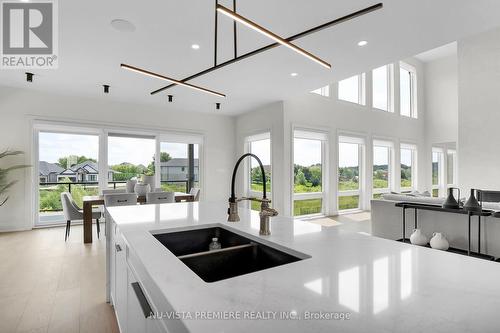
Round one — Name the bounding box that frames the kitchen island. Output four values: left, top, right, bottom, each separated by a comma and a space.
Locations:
106, 201, 500, 333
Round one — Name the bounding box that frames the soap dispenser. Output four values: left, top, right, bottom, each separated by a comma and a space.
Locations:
209, 237, 221, 251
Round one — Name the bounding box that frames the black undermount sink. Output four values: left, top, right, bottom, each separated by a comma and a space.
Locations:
152, 227, 309, 283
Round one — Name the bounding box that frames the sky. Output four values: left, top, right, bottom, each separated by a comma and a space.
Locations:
39, 132, 198, 166
339, 142, 359, 167
250, 139, 271, 167
373, 146, 389, 166
294, 138, 322, 166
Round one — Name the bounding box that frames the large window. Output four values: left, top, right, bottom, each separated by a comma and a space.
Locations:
246, 133, 271, 211
432, 148, 444, 197
338, 74, 366, 105
373, 141, 393, 199
372, 65, 392, 112
293, 130, 327, 216
447, 150, 457, 186
160, 142, 199, 193
108, 134, 156, 190
338, 136, 364, 211
400, 62, 417, 118
400, 144, 417, 190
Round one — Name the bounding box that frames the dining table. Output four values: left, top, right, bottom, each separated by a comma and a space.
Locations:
82, 192, 194, 243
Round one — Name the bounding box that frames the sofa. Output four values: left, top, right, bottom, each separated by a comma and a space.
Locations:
371, 193, 500, 258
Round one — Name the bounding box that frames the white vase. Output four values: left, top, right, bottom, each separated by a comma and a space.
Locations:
430, 232, 449, 251
126, 179, 137, 193
134, 183, 150, 196
142, 175, 156, 191
410, 229, 428, 246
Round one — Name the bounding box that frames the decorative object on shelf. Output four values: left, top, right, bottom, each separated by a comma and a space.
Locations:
464, 189, 482, 212
141, 174, 155, 191
410, 229, 428, 246
0, 150, 30, 207
134, 183, 150, 196
126, 179, 137, 193
430, 232, 450, 251
443, 187, 461, 209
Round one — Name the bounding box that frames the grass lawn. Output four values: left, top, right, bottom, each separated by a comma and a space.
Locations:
294, 199, 322, 216
338, 195, 359, 210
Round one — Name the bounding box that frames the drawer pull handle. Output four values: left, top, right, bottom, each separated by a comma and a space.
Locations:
131, 282, 153, 318
115, 244, 122, 252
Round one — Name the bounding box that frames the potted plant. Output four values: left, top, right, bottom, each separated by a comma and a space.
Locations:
0, 150, 30, 207
141, 170, 155, 191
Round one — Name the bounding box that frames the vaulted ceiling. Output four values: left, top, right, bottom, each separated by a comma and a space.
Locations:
1, 0, 500, 115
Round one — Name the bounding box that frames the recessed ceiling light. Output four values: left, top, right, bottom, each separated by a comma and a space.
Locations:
357, 40, 368, 47
191, 44, 200, 50
290, 73, 298, 77
110, 19, 136, 33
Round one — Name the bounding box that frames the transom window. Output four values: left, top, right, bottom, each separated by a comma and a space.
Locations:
372, 65, 393, 112
400, 62, 417, 118
338, 74, 366, 105
311, 85, 330, 97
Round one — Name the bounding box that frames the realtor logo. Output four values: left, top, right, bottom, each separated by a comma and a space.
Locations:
1, 0, 58, 69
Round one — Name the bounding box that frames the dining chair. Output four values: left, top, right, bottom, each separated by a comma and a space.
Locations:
102, 189, 127, 195
146, 191, 175, 204
104, 193, 138, 207
61, 192, 101, 241
189, 188, 200, 201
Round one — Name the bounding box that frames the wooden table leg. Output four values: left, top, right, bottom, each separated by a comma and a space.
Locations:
83, 201, 93, 244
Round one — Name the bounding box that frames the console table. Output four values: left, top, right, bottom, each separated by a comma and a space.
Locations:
395, 202, 493, 258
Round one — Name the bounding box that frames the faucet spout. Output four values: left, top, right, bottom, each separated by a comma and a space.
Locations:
229, 153, 267, 203
228, 154, 278, 235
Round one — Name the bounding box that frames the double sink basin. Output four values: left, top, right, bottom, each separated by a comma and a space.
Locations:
152, 226, 309, 283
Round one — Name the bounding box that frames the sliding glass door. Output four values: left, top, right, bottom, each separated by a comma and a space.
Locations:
159, 142, 199, 193
37, 131, 99, 226
107, 134, 156, 190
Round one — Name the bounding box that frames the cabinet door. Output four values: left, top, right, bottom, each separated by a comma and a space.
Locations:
147, 319, 166, 333
127, 270, 148, 333
115, 234, 128, 333
110, 223, 116, 303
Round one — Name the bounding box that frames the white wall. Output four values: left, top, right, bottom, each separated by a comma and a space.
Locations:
235, 102, 286, 214
424, 55, 458, 145
236, 58, 429, 217
458, 26, 500, 192
0, 86, 235, 231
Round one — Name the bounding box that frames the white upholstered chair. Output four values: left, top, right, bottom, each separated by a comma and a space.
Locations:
146, 191, 175, 204
61, 192, 101, 241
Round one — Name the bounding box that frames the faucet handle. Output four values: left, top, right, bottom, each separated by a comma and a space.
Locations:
260, 207, 278, 217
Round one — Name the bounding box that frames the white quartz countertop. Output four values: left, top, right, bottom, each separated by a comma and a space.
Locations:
107, 201, 500, 333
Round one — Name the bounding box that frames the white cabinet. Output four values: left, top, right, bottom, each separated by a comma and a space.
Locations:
110, 225, 167, 333
114, 233, 128, 333
127, 270, 148, 333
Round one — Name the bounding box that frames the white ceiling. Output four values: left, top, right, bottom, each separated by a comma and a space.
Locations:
1, 0, 500, 115
414, 42, 457, 63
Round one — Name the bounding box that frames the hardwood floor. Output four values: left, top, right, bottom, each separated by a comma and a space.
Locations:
0, 225, 119, 333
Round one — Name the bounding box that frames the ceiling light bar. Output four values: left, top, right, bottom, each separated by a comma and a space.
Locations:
151, 3, 383, 95
216, 4, 331, 69
120, 64, 226, 98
